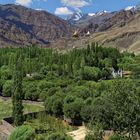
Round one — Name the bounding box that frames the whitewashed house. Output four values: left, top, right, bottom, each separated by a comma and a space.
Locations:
111, 68, 123, 78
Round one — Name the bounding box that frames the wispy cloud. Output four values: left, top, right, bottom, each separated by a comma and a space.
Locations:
15, 0, 32, 6
61, 0, 91, 8
15, 0, 47, 7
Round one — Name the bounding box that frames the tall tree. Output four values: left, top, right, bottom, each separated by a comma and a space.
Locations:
12, 51, 24, 126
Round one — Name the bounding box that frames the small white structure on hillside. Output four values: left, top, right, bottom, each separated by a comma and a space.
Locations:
86, 31, 90, 36
111, 68, 123, 78
26, 73, 33, 78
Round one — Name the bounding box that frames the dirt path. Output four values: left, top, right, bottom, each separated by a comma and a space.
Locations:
68, 126, 87, 140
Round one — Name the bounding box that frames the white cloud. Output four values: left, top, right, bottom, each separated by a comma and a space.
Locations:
15, 0, 32, 6
15, 0, 47, 7
55, 7, 73, 15
61, 0, 90, 8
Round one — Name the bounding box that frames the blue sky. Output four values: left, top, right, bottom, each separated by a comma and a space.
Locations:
0, 0, 140, 16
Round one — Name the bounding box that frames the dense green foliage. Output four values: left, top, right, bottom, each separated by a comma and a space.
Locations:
85, 123, 104, 140
0, 43, 140, 139
109, 134, 131, 140
2, 80, 13, 97
47, 133, 72, 140
0, 43, 123, 101
9, 125, 35, 140
24, 113, 74, 140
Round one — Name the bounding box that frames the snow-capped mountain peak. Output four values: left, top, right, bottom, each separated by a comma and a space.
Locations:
67, 11, 83, 21
88, 13, 96, 16
125, 6, 135, 11
96, 10, 109, 16
74, 12, 83, 21
67, 10, 110, 24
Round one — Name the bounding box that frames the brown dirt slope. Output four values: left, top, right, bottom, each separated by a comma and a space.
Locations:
53, 11, 140, 54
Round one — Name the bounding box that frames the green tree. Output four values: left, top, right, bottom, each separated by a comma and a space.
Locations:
91, 80, 140, 135
52, 97, 63, 116
81, 66, 101, 81
63, 98, 83, 121
12, 53, 24, 126
80, 105, 92, 122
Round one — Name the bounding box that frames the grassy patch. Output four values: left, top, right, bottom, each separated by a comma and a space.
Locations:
0, 98, 44, 121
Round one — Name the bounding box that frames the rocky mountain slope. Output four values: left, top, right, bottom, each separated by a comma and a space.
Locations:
0, 4, 73, 47
69, 9, 137, 34
58, 5, 140, 54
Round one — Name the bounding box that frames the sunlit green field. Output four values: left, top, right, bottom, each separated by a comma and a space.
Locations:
0, 98, 44, 121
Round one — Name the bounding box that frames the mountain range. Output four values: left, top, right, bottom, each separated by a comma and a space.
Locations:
0, 4, 73, 47
0, 3, 140, 53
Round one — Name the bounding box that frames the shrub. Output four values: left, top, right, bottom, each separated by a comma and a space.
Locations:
0, 66, 12, 80
85, 133, 97, 140
32, 73, 44, 80
25, 91, 39, 101
71, 86, 91, 99
24, 83, 39, 101
47, 87, 61, 96
38, 81, 56, 92
40, 66, 49, 75
8, 125, 35, 140
2, 81, 13, 97
109, 134, 131, 140
85, 123, 104, 140
39, 90, 48, 101
47, 133, 72, 140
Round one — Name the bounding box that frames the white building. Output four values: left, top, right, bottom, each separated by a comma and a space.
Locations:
111, 68, 123, 78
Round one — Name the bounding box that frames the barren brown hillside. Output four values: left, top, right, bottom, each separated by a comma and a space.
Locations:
52, 11, 140, 54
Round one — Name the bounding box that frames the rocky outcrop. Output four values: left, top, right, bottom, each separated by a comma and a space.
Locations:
0, 120, 14, 140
